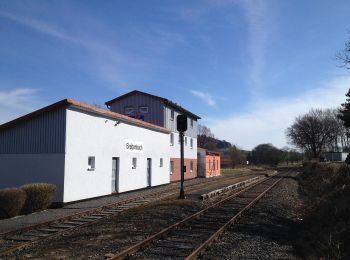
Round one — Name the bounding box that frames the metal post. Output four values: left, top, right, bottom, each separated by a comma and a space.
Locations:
179, 131, 185, 199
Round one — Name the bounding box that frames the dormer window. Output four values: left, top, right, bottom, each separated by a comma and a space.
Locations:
124, 106, 134, 115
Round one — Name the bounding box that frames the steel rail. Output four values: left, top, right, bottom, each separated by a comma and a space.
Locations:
0, 173, 261, 257
185, 176, 283, 260
0, 174, 239, 238
107, 173, 279, 260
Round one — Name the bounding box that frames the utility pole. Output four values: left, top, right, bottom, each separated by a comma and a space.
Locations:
179, 131, 185, 199
177, 114, 187, 199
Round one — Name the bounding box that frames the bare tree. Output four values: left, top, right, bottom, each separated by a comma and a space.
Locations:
197, 124, 216, 149
286, 109, 340, 158
337, 38, 350, 69
229, 145, 246, 168
198, 124, 214, 138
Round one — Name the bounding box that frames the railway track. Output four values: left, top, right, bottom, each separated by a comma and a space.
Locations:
106, 173, 283, 260
0, 172, 263, 257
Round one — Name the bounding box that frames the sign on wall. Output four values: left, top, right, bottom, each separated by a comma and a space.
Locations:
125, 140, 144, 153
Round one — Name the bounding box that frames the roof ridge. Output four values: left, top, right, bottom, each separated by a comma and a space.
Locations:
0, 98, 171, 133
105, 90, 201, 119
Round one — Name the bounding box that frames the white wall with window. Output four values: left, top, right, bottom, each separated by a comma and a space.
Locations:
64, 108, 171, 202
169, 132, 197, 159
132, 157, 137, 169
88, 156, 95, 171
170, 133, 174, 146
170, 109, 174, 120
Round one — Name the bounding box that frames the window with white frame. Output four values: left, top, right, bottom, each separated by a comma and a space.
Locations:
132, 157, 137, 169
191, 118, 193, 128
88, 156, 95, 171
124, 106, 134, 115
170, 109, 174, 120
190, 138, 193, 149
170, 133, 174, 146
190, 161, 193, 172
170, 160, 174, 174
160, 158, 163, 167
139, 106, 149, 114
185, 136, 187, 146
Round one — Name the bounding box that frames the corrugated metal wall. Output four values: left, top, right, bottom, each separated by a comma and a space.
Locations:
109, 93, 164, 127
0, 108, 66, 154
164, 106, 198, 138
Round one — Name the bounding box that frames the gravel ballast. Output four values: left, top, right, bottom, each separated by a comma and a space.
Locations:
2, 169, 303, 259
202, 172, 303, 260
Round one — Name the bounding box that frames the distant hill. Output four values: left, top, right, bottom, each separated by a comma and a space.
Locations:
198, 134, 249, 168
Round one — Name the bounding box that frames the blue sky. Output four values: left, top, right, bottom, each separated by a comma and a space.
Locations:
0, 0, 350, 149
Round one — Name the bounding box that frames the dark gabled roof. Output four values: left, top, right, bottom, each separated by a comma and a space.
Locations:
0, 98, 171, 133
105, 90, 201, 119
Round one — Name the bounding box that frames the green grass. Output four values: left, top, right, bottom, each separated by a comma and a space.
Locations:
221, 167, 253, 176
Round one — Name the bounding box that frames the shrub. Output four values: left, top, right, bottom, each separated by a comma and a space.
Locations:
0, 188, 26, 219
21, 183, 56, 214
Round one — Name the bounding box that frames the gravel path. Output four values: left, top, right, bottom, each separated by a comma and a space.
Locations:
202, 172, 303, 260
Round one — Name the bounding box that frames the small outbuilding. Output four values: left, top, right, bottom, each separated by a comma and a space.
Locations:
197, 148, 221, 178
323, 152, 349, 162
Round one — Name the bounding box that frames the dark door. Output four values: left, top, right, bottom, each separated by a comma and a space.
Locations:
147, 158, 152, 187
112, 157, 119, 193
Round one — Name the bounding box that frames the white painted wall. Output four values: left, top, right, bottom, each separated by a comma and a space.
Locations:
63, 108, 170, 203
169, 132, 197, 159
0, 154, 65, 202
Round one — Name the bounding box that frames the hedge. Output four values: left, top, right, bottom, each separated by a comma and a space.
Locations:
21, 183, 56, 214
0, 188, 26, 219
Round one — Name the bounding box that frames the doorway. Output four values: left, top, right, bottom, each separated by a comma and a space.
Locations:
147, 158, 152, 187
112, 157, 120, 193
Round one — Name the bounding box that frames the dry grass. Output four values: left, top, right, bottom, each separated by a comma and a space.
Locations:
296, 162, 350, 259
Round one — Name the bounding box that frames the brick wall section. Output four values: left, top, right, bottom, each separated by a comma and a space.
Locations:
170, 158, 197, 182
205, 154, 220, 178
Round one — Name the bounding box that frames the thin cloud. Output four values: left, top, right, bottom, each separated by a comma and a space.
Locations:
0, 88, 43, 123
0, 10, 73, 42
240, 0, 272, 96
204, 76, 350, 150
190, 90, 216, 106
0, 10, 181, 89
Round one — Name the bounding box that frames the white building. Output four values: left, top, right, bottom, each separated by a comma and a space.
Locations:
0, 99, 171, 204
105, 90, 200, 182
